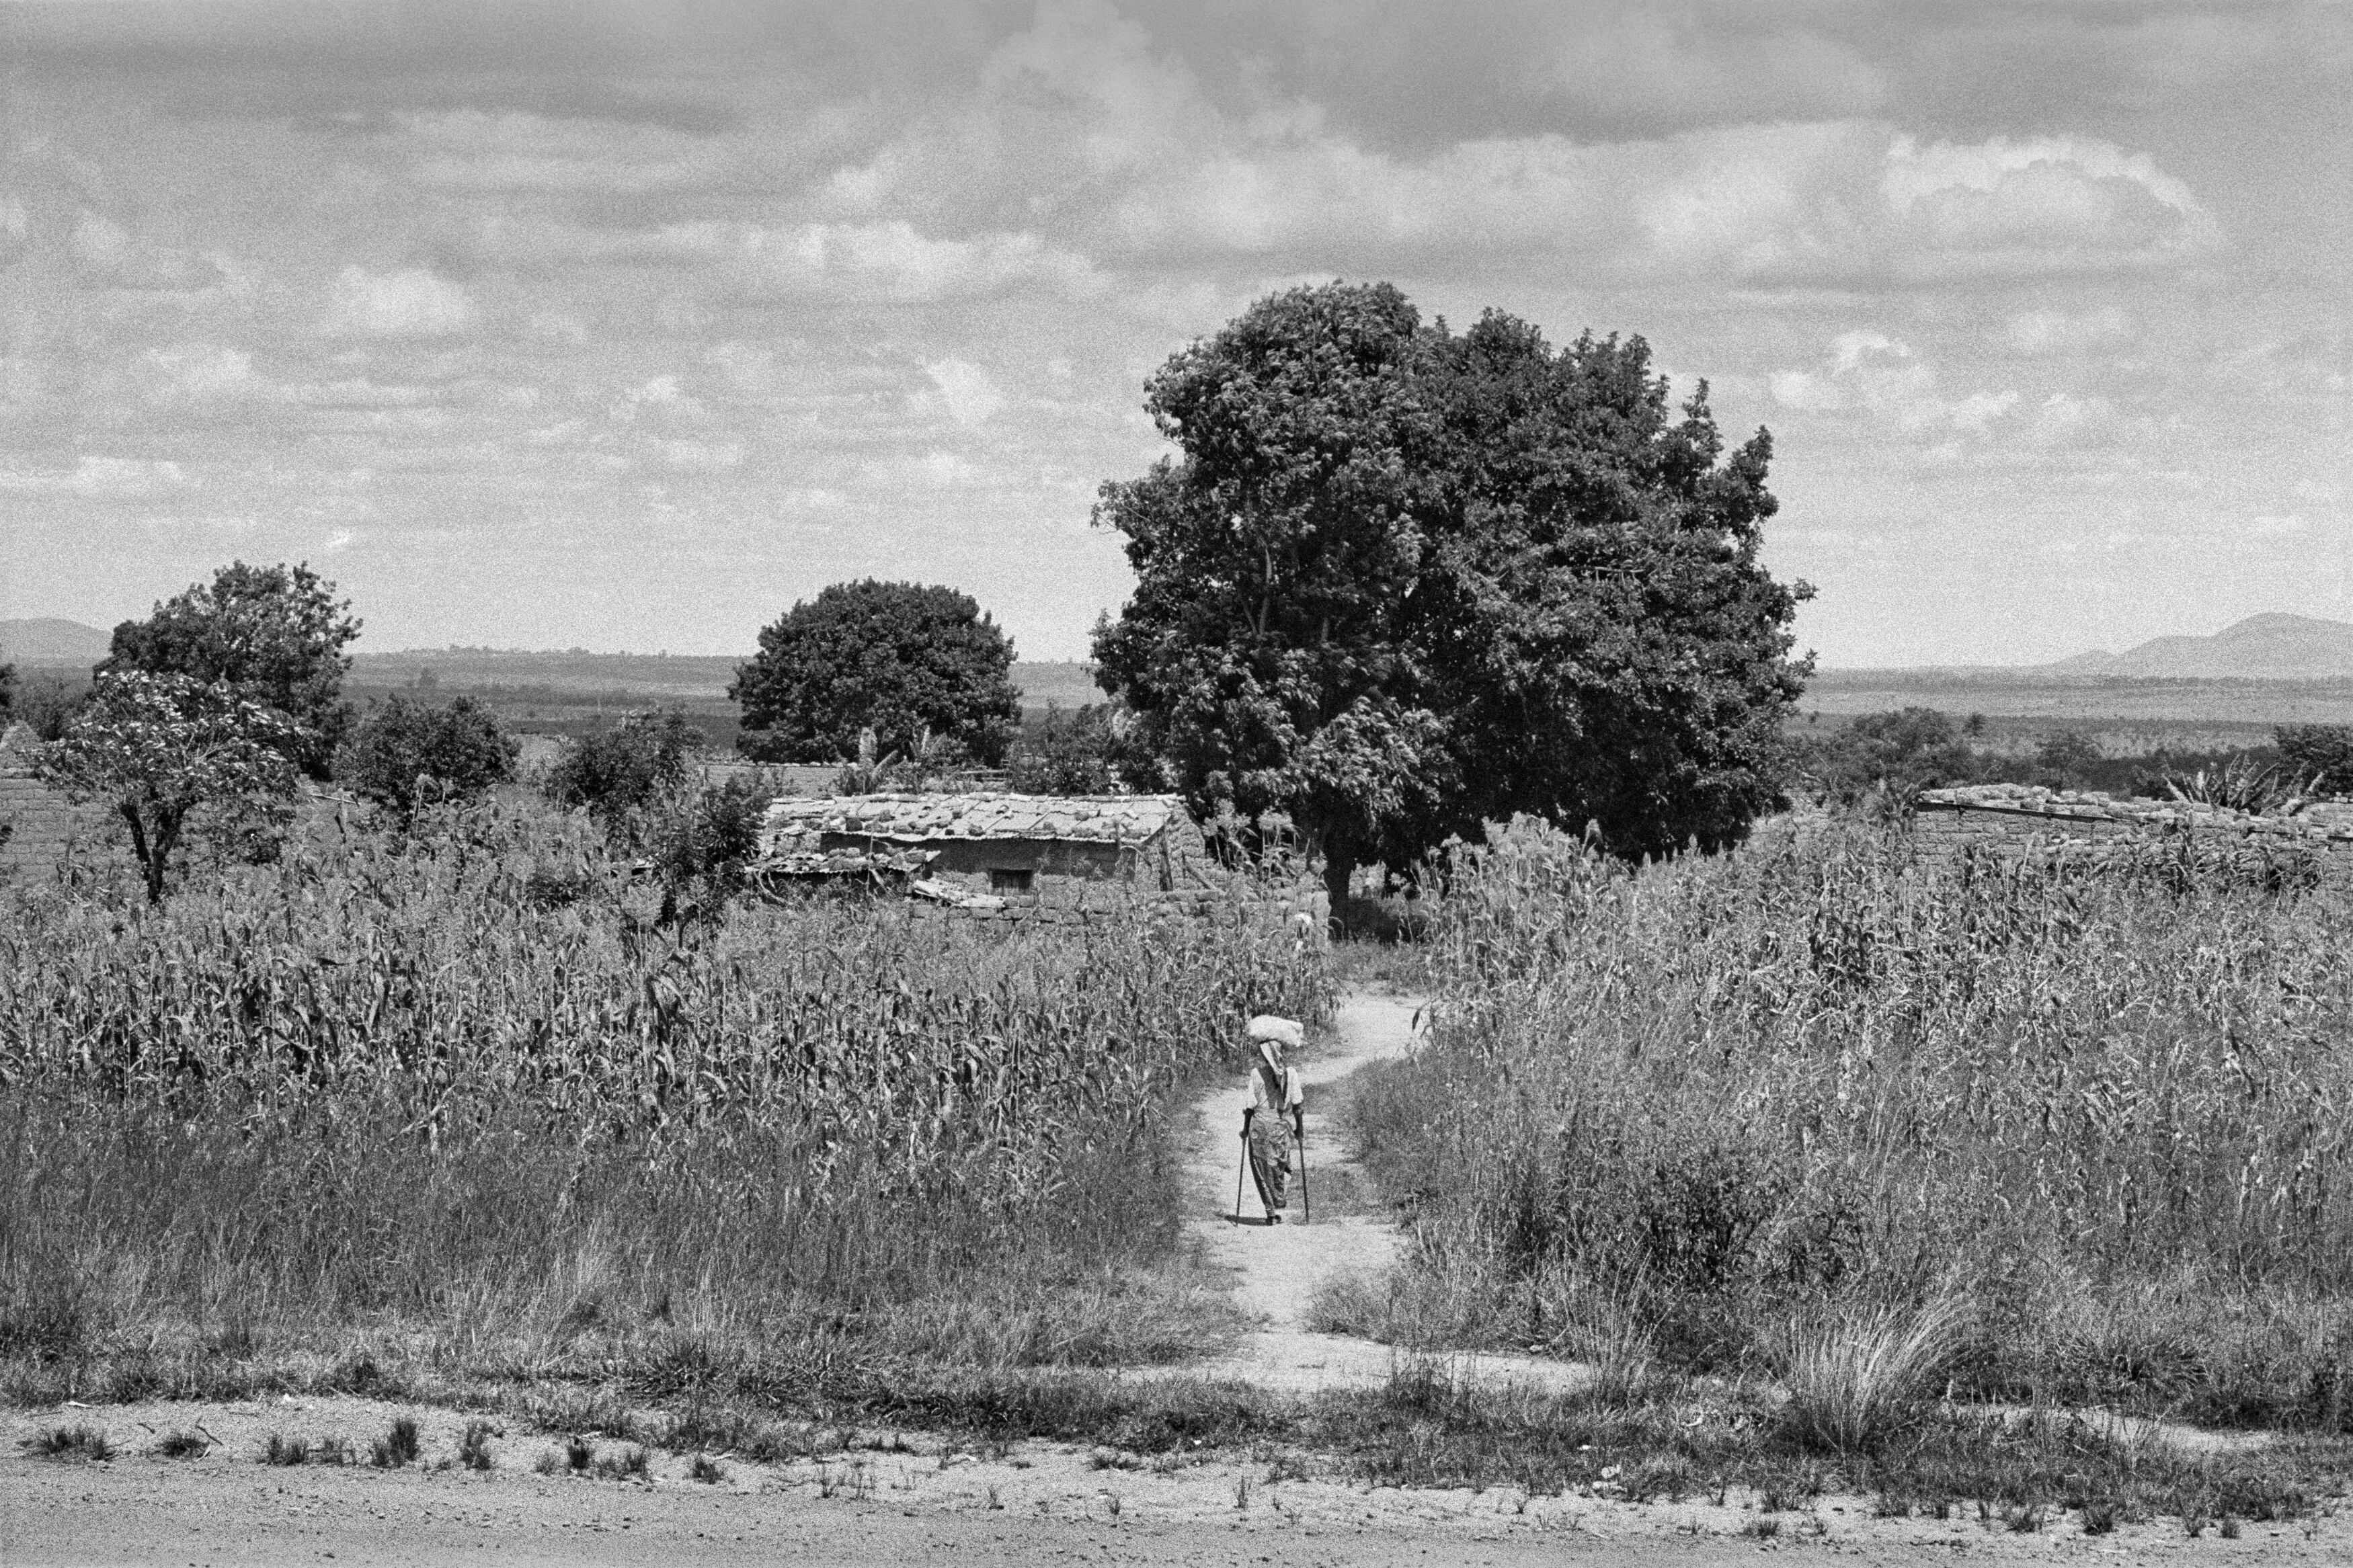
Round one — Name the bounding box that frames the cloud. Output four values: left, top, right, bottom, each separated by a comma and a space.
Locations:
393, 109, 725, 194
0, 456, 190, 498
923, 358, 1006, 426
70, 209, 226, 292
1880, 135, 2215, 271
320, 266, 479, 339
1769, 331, 2020, 437
2007, 306, 2132, 356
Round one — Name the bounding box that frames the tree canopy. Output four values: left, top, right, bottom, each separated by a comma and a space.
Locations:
104, 561, 361, 778
731, 579, 1021, 766
1092, 281, 1811, 905
38, 671, 298, 902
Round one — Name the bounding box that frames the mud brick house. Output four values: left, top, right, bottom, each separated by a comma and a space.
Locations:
755, 790, 1328, 932
756, 791, 1213, 897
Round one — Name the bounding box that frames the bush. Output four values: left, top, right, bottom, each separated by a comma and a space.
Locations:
337, 695, 517, 817
545, 708, 700, 822
1006, 704, 1159, 795
2277, 725, 2353, 796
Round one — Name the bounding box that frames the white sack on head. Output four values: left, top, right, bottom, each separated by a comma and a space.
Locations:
1246, 1015, 1304, 1049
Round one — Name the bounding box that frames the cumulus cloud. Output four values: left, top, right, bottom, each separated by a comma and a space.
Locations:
923, 358, 1006, 426
1769, 331, 2020, 436
320, 266, 479, 339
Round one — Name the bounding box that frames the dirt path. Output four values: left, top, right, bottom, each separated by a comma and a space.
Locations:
5, 1397, 2321, 1566
1152, 987, 1588, 1393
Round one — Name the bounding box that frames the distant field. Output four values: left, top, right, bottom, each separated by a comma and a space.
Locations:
1800, 669, 2353, 756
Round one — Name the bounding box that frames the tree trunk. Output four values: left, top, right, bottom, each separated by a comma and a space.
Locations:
1322, 837, 1357, 935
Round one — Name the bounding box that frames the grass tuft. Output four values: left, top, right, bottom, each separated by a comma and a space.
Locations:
22, 1424, 112, 1461
1779, 1296, 1969, 1455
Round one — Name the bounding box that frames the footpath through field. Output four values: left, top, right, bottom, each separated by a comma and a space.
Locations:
1150, 985, 1589, 1393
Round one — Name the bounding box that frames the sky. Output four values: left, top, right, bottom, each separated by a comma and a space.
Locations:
1, 1, 2347, 666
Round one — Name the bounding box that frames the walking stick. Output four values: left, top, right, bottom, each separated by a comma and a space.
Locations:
1234, 1124, 1248, 1223
1298, 1113, 1311, 1225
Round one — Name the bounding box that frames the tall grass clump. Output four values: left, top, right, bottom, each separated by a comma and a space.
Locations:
1350, 814, 2353, 1427
0, 792, 1326, 1403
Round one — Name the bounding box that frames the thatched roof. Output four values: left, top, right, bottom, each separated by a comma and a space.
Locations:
758, 792, 1179, 850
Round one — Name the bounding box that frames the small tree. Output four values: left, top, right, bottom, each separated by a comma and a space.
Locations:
338, 696, 518, 819
105, 561, 361, 778
1795, 707, 1979, 807
38, 671, 298, 901
2277, 725, 2353, 796
731, 580, 1021, 766
0, 661, 15, 727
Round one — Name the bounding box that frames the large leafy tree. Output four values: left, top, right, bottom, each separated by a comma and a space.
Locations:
105, 561, 361, 778
1093, 282, 1811, 909
731, 579, 1021, 766
38, 671, 298, 902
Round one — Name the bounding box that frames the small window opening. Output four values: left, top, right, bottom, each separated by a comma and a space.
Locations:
989, 868, 1035, 893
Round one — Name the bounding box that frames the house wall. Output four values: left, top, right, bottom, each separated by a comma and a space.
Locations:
815, 831, 1133, 895
1912, 799, 2353, 887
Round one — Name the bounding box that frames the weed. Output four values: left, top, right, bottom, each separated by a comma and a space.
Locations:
155, 1430, 208, 1458
458, 1419, 495, 1471
565, 1434, 596, 1472
1103, 1490, 1123, 1520
985, 1485, 1003, 1510
2221, 1515, 2243, 1539
1741, 1517, 1780, 1539
534, 1449, 567, 1477
263, 1432, 309, 1467
22, 1426, 112, 1461
2081, 1498, 2118, 1535
1234, 1475, 1252, 1510
371, 1416, 422, 1469
313, 1437, 353, 1467
591, 1445, 650, 1481
690, 1454, 726, 1484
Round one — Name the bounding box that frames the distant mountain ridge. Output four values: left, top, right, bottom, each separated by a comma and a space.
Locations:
2036, 614, 2353, 681
0, 618, 112, 665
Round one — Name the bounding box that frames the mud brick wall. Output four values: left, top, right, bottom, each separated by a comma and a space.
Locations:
0, 722, 104, 886
1912, 793, 2353, 889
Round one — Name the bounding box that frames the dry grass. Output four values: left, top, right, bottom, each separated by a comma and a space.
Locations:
1779, 1296, 1968, 1454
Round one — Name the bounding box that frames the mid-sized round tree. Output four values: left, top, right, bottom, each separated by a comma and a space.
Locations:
337, 695, 518, 819
37, 670, 298, 902
1092, 281, 1812, 911
104, 560, 361, 778
730, 579, 1021, 766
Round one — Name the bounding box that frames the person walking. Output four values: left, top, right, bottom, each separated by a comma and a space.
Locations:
1241, 1015, 1306, 1224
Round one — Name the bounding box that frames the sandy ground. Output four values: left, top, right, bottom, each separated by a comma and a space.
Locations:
0, 985, 2323, 1564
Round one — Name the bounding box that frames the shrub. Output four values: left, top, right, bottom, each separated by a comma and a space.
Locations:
338, 696, 517, 817
1778, 1297, 1968, 1454
545, 708, 701, 823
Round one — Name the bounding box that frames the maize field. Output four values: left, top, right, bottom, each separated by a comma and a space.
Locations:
0, 795, 1329, 1390
1353, 813, 2353, 1422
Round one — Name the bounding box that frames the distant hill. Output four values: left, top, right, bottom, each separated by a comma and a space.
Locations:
2081, 613, 2353, 680
0, 618, 110, 667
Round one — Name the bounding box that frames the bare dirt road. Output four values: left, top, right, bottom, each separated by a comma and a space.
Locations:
1, 986, 2324, 1565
